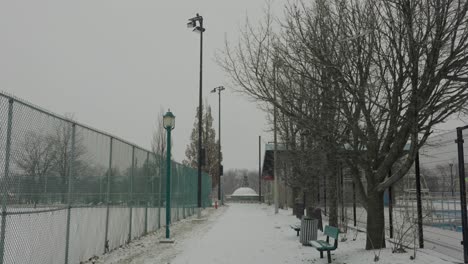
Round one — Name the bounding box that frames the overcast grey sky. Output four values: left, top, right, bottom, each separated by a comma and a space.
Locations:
0, 0, 285, 170
2, 0, 467, 171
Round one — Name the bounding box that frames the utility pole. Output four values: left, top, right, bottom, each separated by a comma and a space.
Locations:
415, 151, 424, 248
273, 61, 279, 214
259, 136, 262, 202
450, 163, 454, 196
211, 86, 225, 205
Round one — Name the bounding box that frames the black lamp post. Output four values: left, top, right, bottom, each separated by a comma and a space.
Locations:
211, 86, 225, 204
187, 14, 205, 216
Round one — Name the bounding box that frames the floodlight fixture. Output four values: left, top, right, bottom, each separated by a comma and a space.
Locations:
187, 20, 196, 28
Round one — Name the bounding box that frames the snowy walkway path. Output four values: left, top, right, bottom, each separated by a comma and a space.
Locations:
171, 203, 306, 264
92, 203, 461, 264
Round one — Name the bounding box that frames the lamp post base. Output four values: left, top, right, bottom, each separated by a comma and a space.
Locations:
159, 239, 175, 244
191, 218, 207, 222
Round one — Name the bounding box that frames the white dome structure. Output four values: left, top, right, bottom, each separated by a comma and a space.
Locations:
231, 187, 258, 197
226, 175, 261, 202
228, 187, 259, 202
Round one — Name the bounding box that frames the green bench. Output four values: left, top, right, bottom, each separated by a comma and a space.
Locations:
309, 225, 339, 263
290, 224, 301, 236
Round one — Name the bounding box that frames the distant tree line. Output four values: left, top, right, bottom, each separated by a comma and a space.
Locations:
222, 169, 260, 196
11, 117, 162, 207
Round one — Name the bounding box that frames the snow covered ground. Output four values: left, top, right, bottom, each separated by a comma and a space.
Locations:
346, 205, 464, 261
90, 203, 461, 264
2, 206, 174, 264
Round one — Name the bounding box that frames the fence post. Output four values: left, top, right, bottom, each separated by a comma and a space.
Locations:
176, 165, 180, 221
192, 170, 195, 215
352, 182, 356, 227
193, 170, 196, 214
0, 99, 14, 264
104, 137, 113, 253
189, 170, 192, 215
415, 150, 424, 248
194, 170, 196, 213
64, 123, 76, 264
388, 185, 393, 239
172, 164, 176, 222
169, 161, 173, 224
188, 170, 191, 216
158, 155, 163, 229
144, 151, 149, 234
150, 153, 156, 229
182, 167, 186, 219
340, 165, 344, 223
128, 146, 135, 243
323, 174, 327, 215
456, 127, 468, 263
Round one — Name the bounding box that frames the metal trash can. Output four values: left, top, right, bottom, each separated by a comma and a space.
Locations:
300, 217, 318, 245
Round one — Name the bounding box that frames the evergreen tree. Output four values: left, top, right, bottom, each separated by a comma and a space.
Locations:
184, 104, 222, 188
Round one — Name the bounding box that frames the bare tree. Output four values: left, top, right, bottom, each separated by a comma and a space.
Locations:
218, 0, 343, 227
222, 169, 260, 195
330, 0, 468, 249
50, 115, 86, 202
151, 107, 167, 206
15, 131, 56, 203
219, 0, 468, 250
221, 169, 240, 196
152, 107, 167, 159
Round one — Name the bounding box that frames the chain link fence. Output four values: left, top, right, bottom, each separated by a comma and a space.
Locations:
0, 92, 212, 264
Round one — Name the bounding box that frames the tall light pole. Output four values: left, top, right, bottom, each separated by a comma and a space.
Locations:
187, 14, 205, 217
162, 110, 175, 241
211, 86, 225, 205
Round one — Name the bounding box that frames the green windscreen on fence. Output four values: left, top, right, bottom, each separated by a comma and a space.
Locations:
0, 92, 212, 264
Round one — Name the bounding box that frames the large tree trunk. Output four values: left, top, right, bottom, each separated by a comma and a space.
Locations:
365, 190, 386, 249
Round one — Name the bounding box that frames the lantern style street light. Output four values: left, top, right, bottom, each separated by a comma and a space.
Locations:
187, 13, 205, 217
163, 110, 175, 240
